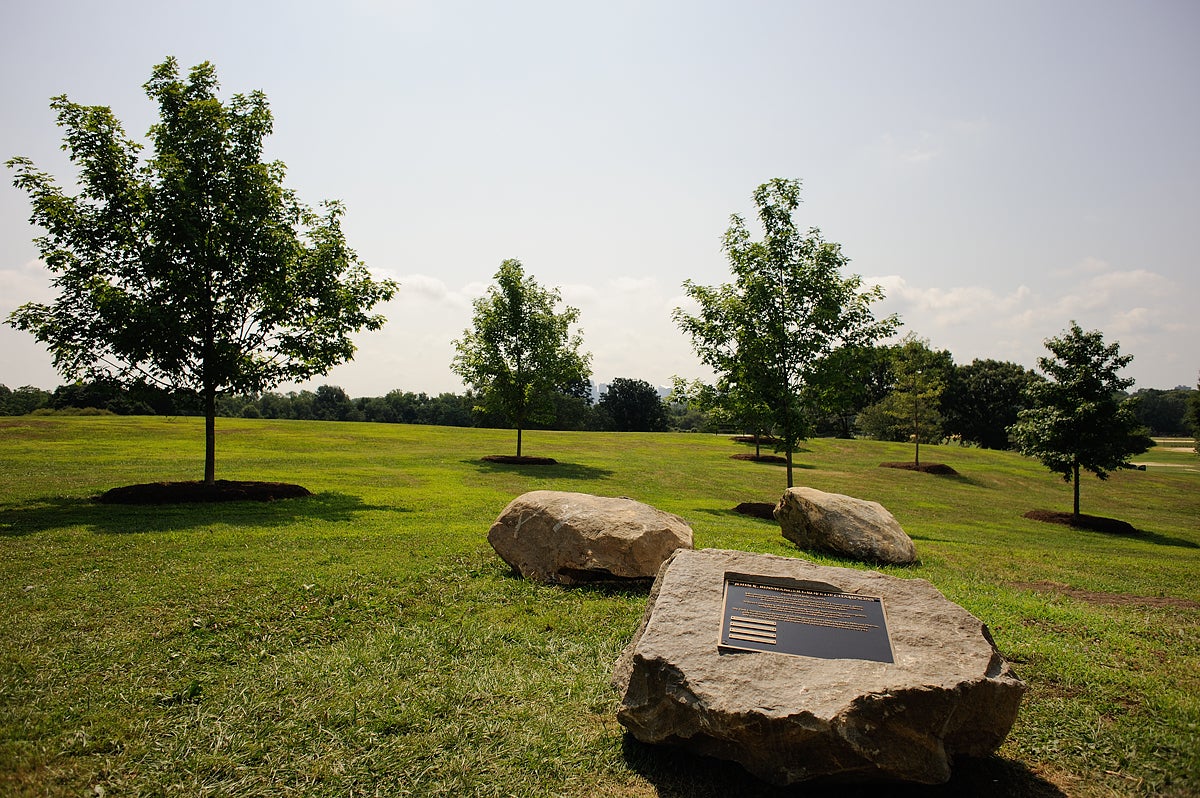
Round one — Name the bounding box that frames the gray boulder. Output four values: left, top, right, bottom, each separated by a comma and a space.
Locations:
487, 490, 693, 585
613, 548, 1026, 785
775, 486, 917, 565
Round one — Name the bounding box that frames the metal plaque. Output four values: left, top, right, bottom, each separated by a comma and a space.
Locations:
719, 572, 894, 663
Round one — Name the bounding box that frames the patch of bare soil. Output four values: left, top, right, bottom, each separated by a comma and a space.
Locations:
1012, 579, 1200, 610
879, 461, 960, 476
1022, 509, 1138, 536
731, 453, 788, 464
733, 502, 776, 520
481, 455, 558, 465
97, 480, 313, 505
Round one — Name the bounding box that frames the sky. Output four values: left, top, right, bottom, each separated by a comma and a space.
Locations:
2, 0, 1197, 397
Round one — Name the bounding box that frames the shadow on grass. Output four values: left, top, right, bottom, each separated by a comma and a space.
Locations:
463, 458, 615, 481
931, 471, 988, 488
694, 506, 778, 523
1119, 529, 1199, 549
621, 736, 1065, 797
732, 437, 812, 455
1024, 510, 1199, 549
0, 491, 399, 537
495, 565, 655, 596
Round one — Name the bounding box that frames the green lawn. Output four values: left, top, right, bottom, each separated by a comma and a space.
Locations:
1, 417, 1197, 797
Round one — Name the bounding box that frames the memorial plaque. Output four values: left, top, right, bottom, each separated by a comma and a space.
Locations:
719, 572, 894, 663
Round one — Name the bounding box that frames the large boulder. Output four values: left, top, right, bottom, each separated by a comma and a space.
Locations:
775, 486, 917, 565
487, 490, 693, 585
613, 548, 1026, 785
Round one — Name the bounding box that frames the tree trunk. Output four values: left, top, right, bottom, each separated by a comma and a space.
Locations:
516, 426, 523, 458
204, 386, 216, 486
755, 432, 761, 459
1072, 459, 1081, 521
785, 447, 794, 488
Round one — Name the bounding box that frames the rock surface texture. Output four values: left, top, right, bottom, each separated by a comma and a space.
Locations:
488, 490, 693, 584
775, 486, 918, 565
613, 548, 1026, 785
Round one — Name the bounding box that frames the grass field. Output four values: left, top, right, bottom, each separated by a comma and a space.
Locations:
1, 416, 1197, 797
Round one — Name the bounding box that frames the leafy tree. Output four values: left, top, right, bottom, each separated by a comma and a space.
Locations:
1130, 387, 1194, 437
1189, 377, 1200, 455
942, 359, 1042, 449
671, 376, 773, 453
665, 396, 712, 432
1009, 322, 1153, 520
312, 384, 354, 421
6, 58, 396, 484
856, 336, 952, 461
598, 377, 668, 432
451, 259, 591, 456
0, 385, 52, 416
804, 344, 891, 438
675, 179, 897, 487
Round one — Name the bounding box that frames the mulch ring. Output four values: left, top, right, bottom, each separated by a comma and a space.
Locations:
1012, 579, 1200, 610
481, 455, 558, 466
97, 480, 313, 505
879, 461, 960, 475
731, 453, 788, 464
1022, 509, 1138, 536
733, 502, 777, 520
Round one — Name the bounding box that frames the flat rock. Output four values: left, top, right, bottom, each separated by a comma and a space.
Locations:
775, 487, 917, 565
613, 548, 1025, 785
487, 490, 693, 585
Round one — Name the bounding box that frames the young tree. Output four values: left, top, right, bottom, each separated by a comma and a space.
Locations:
855, 336, 953, 462
1009, 322, 1153, 520
451, 259, 591, 457
598, 377, 668, 432
675, 179, 898, 487
6, 58, 396, 484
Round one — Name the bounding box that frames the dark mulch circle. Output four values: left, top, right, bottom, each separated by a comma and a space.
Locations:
733, 502, 777, 520
481, 455, 558, 466
879, 461, 960, 476
731, 453, 788, 464
97, 480, 313, 505
1023, 509, 1139, 536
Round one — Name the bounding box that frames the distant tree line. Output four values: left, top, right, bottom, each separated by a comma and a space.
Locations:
4, 364, 1194, 447
0, 376, 675, 433
807, 337, 1194, 447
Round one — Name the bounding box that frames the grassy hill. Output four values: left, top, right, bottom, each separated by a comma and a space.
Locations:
1, 416, 1197, 797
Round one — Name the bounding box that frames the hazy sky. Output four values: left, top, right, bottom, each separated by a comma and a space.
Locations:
3, 0, 1197, 396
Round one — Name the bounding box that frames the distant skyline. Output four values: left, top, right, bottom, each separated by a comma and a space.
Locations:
3, 1, 1197, 396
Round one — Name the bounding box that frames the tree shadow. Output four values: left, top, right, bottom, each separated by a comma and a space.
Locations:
463, 458, 615, 481
621, 736, 1065, 797
0, 491, 401, 537
878, 462, 988, 488
730, 458, 817, 470
494, 563, 655, 595
1024, 510, 1199, 549
1119, 529, 1199, 549
694, 506, 779, 523
731, 437, 812, 456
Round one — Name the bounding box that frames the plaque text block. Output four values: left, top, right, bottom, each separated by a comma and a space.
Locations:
719, 572, 894, 663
